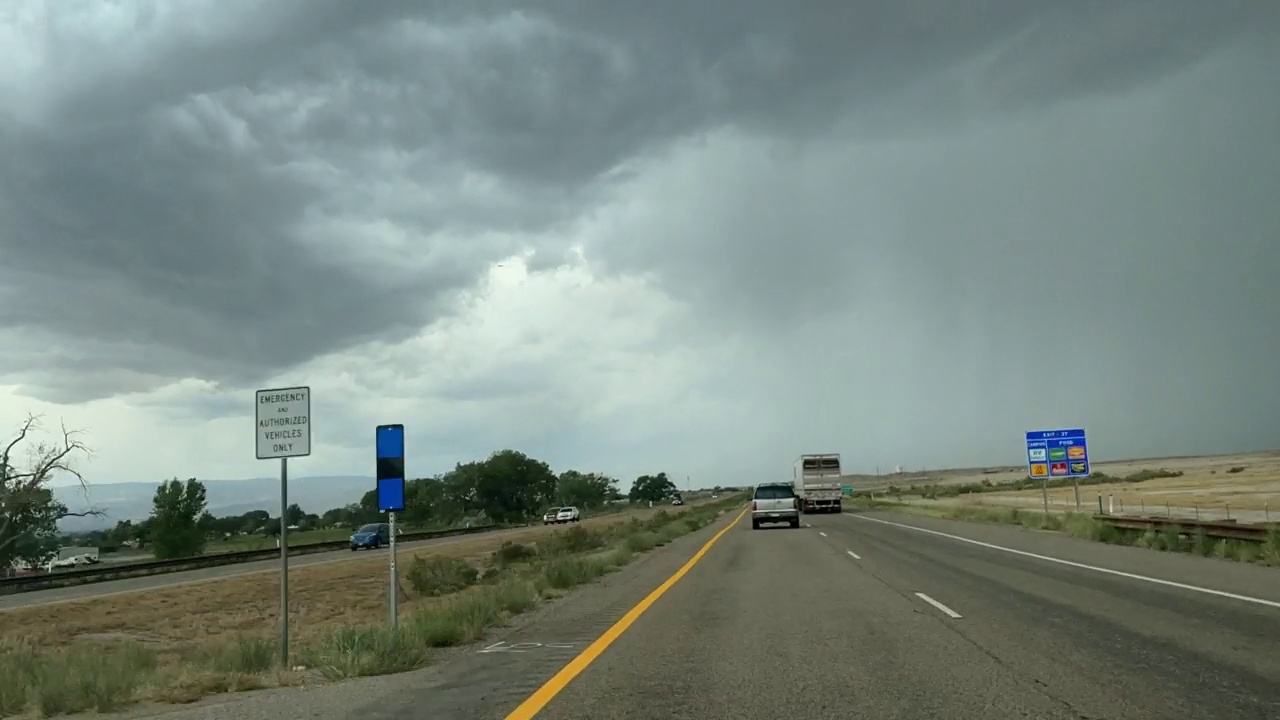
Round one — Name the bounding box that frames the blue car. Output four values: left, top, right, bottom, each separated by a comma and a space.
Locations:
350, 523, 390, 551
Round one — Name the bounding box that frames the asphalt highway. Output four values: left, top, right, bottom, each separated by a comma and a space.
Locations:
347, 507, 1280, 720
533, 512, 1280, 719
101, 507, 1280, 720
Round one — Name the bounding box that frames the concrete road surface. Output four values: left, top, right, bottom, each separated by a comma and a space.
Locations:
0, 527, 538, 611
108, 508, 1280, 720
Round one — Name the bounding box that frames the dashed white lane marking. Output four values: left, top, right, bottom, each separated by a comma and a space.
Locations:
847, 550, 862, 560
850, 514, 1280, 610
819, 531, 827, 537
915, 592, 963, 619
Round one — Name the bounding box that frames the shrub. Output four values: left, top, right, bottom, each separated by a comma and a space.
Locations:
491, 579, 541, 614
644, 510, 673, 531
306, 625, 428, 679
625, 531, 661, 554
0, 641, 159, 717
542, 556, 609, 590
409, 591, 502, 648
550, 526, 609, 554
493, 541, 537, 566
407, 556, 479, 596
194, 635, 275, 674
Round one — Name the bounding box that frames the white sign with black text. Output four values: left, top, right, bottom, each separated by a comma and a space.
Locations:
256, 386, 312, 459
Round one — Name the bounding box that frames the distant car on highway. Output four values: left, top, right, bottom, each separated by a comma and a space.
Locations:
543, 508, 562, 525
556, 506, 581, 523
350, 523, 390, 551
752, 482, 801, 529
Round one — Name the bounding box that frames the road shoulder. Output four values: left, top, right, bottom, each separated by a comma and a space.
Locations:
851, 508, 1280, 604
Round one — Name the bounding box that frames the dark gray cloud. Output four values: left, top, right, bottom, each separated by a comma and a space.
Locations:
0, 0, 1275, 414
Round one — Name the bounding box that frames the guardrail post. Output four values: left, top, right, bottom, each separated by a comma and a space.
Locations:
1097, 495, 1104, 515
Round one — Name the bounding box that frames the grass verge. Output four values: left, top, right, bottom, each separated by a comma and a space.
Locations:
0, 497, 744, 718
880, 467, 1189, 500
846, 495, 1280, 566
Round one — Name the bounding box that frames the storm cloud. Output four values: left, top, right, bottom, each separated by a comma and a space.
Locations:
0, 2, 1276, 481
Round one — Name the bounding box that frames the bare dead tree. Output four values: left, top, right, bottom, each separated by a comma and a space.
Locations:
0, 415, 105, 565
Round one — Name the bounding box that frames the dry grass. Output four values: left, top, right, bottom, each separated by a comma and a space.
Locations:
856, 452, 1280, 513
847, 495, 1280, 566
0, 506, 702, 649
982, 454, 1280, 511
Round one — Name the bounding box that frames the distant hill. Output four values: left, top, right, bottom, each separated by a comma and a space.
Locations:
54, 476, 372, 533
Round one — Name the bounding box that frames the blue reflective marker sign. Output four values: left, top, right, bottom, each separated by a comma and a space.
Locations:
377, 477, 405, 514
1025, 428, 1089, 479
375, 424, 405, 512
376, 424, 404, 460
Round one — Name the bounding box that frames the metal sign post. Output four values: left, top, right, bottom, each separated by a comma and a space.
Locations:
388, 510, 398, 628
279, 457, 289, 662
255, 386, 312, 668
375, 424, 406, 630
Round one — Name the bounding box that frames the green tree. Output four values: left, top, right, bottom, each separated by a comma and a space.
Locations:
402, 476, 446, 527
556, 470, 619, 509
312, 450, 664, 531
321, 504, 361, 529
284, 503, 305, 526
150, 477, 209, 559
239, 510, 270, 534
472, 450, 558, 524
629, 472, 678, 503
1, 416, 101, 572
196, 511, 216, 533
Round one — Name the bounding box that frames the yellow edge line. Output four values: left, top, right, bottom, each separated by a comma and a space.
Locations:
503, 505, 750, 720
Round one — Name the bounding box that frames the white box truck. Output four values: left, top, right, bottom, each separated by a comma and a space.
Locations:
793, 453, 842, 513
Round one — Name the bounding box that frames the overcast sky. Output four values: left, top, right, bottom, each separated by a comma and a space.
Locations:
1, 1, 1277, 489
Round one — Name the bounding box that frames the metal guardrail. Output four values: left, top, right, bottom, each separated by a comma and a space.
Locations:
0, 524, 502, 596
1095, 515, 1276, 543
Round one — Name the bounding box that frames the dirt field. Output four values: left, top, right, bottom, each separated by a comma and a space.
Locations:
0, 505, 703, 650
853, 452, 1280, 521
